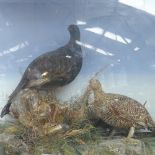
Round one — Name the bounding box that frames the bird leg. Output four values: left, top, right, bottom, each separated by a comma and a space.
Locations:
127, 126, 135, 138
122, 126, 140, 144
108, 129, 116, 139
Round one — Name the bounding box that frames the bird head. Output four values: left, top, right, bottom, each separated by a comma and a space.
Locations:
68, 24, 80, 41
89, 78, 102, 91
68, 24, 79, 33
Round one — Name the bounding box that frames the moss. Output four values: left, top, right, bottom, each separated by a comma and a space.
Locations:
0, 119, 99, 154
31, 121, 101, 154
1, 77, 154, 155
142, 137, 155, 155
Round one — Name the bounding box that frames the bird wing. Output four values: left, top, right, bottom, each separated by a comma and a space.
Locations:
107, 95, 147, 126
108, 102, 132, 123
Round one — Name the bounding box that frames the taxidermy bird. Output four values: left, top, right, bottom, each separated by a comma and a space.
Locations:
1, 24, 82, 118
87, 78, 155, 138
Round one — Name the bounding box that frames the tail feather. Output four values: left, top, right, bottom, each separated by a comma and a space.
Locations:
0, 101, 11, 118
147, 118, 155, 132
0, 70, 28, 118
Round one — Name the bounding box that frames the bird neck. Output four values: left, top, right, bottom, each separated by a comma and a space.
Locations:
90, 87, 103, 100
69, 32, 80, 44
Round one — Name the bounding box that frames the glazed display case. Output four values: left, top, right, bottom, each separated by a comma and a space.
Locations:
0, 0, 155, 155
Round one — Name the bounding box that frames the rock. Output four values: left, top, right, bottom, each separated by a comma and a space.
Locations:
1, 119, 155, 155
0, 133, 15, 143
10, 89, 57, 120
0, 145, 6, 155
9, 89, 62, 130
142, 137, 155, 155
20, 152, 31, 155
42, 153, 62, 155
8, 88, 87, 136
33, 151, 63, 155
0, 132, 29, 154
76, 138, 146, 155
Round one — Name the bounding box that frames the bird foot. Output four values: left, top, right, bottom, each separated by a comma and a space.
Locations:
121, 137, 141, 145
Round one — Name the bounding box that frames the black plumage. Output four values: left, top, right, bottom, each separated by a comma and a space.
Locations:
1, 24, 82, 118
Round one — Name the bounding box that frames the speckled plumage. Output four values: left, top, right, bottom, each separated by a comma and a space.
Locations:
87, 78, 154, 137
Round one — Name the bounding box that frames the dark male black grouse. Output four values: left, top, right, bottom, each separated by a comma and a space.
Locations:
1, 24, 82, 118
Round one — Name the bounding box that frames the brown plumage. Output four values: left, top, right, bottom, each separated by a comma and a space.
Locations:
87, 78, 155, 138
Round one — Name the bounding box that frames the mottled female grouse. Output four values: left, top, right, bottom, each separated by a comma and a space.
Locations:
87, 78, 155, 138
